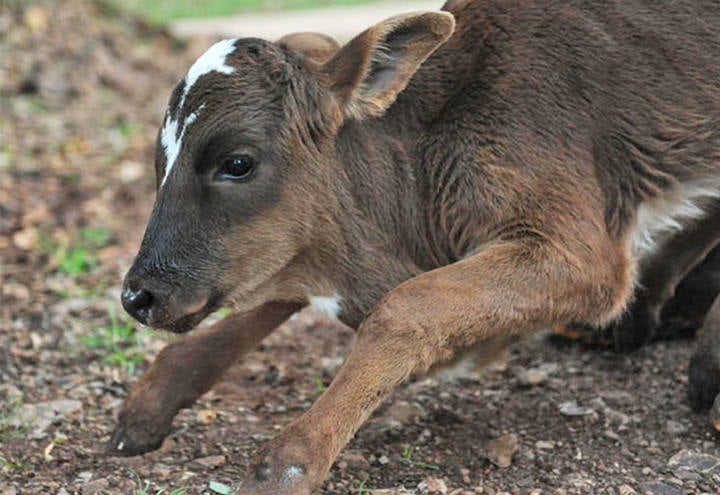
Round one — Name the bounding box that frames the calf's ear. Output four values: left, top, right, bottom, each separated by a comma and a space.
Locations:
321, 11, 455, 120
276, 32, 341, 63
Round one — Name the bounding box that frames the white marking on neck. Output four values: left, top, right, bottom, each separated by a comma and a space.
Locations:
309, 294, 342, 319
632, 179, 720, 258
160, 39, 238, 187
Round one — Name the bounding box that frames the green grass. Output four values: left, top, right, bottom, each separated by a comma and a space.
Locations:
82, 304, 146, 374
0, 455, 28, 470
401, 444, 441, 471
0, 145, 12, 170
41, 226, 113, 277
110, 0, 383, 23
312, 373, 328, 395
0, 394, 31, 442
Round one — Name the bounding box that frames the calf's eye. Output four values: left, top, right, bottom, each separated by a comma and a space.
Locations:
216, 155, 256, 182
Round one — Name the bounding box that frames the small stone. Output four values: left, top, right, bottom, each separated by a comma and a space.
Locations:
516, 475, 534, 487
158, 437, 176, 453
535, 440, 555, 450
14, 400, 82, 439
485, 434, 519, 468
339, 451, 370, 470
604, 430, 621, 442
674, 469, 702, 481
191, 455, 226, 470
518, 367, 548, 386
378, 455, 390, 465
668, 450, 720, 475
117, 160, 145, 183
23, 5, 48, 32
151, 463, 173, 481
559, 401, 595, 417
82, 479, 109, 494
12, 227, 38, 250
2, 282, 30, 300
196, 409, 218, 425
665, 420, 688, 435
384, 401, 425, 424
74, 472, 93, 484
618, 485, 638, 495
418, 477, 448, 494
319, 356, 344, 375
640, 481, 682, 495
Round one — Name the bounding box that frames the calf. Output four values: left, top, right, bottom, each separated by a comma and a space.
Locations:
111, 1, 720, 493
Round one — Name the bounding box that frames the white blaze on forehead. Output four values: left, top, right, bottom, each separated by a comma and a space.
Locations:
160, 38, 238, 187
179, 38, 238, 110
160, 105, 204, 186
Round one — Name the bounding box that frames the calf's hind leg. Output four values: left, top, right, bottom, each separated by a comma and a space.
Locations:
108, 302, 300, 456
612, 202, 720, 351
688, 294, 720, 418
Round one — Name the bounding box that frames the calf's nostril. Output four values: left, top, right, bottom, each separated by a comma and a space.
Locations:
122, 286, 154, 323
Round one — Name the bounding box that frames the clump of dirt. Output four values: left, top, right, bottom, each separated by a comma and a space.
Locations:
1, 2, 720, 495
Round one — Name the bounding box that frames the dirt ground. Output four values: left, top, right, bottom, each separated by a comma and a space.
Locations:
1, 2, 720, 494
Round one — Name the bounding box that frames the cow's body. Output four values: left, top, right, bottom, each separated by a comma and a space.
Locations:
312, 0, 720, 327
112, 1, 720, 493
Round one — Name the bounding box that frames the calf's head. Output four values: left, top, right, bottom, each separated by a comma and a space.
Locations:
122, 12, 455, 332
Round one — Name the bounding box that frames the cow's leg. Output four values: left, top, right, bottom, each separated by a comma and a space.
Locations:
240, 236, 632, 495
688, 294, 720, 418
108, 302, 301, 456
660, 246, 720, 337
612, 204, 720, 352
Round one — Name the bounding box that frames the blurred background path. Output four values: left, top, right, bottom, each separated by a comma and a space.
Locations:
170, 1, 445, 41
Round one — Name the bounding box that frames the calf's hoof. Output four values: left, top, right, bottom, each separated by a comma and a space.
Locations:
239, 440, 326, 495
611, 307, 659, 353
688, 349, 720, 413
107, 419, 171, 456
239, 464, 313, 495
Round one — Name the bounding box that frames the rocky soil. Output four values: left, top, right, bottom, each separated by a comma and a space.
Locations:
1, 2, 720, 494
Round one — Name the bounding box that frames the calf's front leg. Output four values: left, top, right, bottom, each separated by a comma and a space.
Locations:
108, 302, 301, 456
240, 238, 631, 494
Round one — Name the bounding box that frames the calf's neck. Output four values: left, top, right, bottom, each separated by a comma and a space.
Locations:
112, 1, 720, 493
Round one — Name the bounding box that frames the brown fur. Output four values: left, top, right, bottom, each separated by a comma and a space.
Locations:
113, 1, 720, 493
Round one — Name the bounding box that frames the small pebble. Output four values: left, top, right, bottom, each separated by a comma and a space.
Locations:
418, 477, 448, 494
559, 401, 595, 417
485, 434, 519, 468
518, 367, 549, 386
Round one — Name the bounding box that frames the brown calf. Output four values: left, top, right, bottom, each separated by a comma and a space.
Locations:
111, 1, 720, 493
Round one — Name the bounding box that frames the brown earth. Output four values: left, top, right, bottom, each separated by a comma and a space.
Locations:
1, 2, 720, 494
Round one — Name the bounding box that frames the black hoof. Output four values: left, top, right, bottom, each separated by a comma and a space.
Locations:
610, 304, 662, 353
688, 350, 720, 412
107, 425, 164, 457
